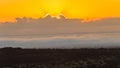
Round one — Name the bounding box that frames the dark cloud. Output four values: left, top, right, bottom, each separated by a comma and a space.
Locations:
0, 16, 120, 37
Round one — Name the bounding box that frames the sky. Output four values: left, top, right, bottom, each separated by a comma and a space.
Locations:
1, 0, 120, 48
1, 0, 120, 22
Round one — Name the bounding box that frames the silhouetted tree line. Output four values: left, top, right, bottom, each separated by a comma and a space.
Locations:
0, 47, 120, 68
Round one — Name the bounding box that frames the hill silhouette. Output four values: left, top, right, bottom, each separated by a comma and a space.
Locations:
0, 47, 120, 68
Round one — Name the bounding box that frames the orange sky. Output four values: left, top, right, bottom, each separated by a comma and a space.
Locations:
0, 0, 120, 22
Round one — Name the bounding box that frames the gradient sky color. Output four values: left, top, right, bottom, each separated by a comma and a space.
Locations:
0, 0, 120, 22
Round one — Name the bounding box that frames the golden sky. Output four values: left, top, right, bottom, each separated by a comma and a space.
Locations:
0, 0, 120, 22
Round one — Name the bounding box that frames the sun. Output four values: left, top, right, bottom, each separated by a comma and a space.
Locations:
40, 0, 65, 16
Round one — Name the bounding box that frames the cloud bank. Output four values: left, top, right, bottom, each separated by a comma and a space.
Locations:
0, 16, 120, 36
0, 16, 120, 48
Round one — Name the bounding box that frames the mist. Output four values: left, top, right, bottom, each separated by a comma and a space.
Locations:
0, 33, 119, 48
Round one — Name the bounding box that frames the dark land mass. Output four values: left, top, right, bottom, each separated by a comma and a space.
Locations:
0, 47, 120, 68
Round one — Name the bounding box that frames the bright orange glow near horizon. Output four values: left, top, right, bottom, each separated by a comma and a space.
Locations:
0, 0, 120, 22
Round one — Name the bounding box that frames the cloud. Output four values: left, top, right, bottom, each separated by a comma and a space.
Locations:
0, 16, 120, 36
0, 16, 120, 48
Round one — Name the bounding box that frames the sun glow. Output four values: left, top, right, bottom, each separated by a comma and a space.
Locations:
0, 0, 120, 22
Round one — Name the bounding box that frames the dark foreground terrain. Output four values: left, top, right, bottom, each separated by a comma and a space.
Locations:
0, 47, 120, 68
